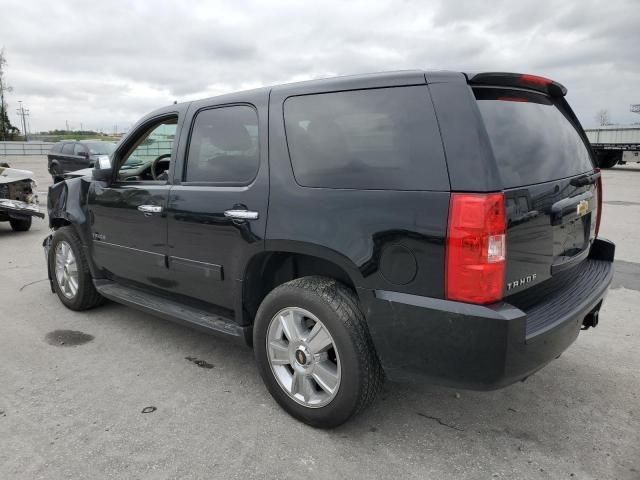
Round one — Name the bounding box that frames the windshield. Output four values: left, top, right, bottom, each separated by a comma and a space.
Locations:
474, 88, 593, 188
84, 142, 116, 156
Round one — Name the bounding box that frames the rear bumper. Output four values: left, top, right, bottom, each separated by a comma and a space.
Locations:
364, 238, 615, 390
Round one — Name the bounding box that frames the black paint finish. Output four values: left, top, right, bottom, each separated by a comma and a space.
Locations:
44, 70, 615, 390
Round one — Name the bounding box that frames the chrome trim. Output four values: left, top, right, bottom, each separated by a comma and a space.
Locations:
224, 209, 259, 220
137, 204, 163, 216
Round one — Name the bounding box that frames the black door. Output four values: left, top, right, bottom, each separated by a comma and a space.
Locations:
166, 98, 269, 312
59, 142, 75, 173
72, 143, 90, 171
88, 115, 179, 290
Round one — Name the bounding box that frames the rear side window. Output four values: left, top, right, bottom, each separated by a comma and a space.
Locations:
185, 106, 259, 184
73, 143, 86, 155
51, 143, 63, 153
474, 88, 593, 188
283, 86, 448, 190
61, 143, 74, 154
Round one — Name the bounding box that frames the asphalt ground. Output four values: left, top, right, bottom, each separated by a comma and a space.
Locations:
1, 156, 639, 479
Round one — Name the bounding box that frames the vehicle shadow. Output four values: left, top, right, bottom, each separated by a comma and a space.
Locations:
87, 299, 615, 443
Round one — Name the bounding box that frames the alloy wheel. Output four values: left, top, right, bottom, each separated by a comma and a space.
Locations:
266, 307, 341, 408
54, 240, 79, 299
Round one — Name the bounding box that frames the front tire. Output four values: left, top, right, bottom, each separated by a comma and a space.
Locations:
9, 217, 32, 231
254, 276, 383, 428
49, 226, 104, 311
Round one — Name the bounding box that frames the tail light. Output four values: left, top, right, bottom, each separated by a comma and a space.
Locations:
446, 193, 506, 304
595, 168, 603, 236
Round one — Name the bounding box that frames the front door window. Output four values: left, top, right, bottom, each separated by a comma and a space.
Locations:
118, 119, 177, 182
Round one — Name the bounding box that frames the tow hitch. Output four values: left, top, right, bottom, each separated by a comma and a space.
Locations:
582, 302, 602, 330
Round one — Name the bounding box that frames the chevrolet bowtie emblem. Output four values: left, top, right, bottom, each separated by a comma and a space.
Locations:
577, 200, 589, 217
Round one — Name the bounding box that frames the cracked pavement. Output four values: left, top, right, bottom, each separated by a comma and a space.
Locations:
0, 156, 639, 479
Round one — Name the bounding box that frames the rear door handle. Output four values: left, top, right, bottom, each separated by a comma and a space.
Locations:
137, 204, 163, 216
224, 209, 259, 221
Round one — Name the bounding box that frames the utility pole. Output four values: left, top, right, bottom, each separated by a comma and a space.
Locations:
16, 101, 29, 141
66, 120, 69, 131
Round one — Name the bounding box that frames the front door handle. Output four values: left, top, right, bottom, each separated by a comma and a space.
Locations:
137, 204, 163, 216
224, 209, 259, 221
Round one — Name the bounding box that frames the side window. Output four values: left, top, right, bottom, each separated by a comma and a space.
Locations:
283, 86, 448, 190
118, 118, 177, 182
61, 143, 74, 155
185, 106, 259, 184
73, 143, 87, 155
51, 143, 63, 153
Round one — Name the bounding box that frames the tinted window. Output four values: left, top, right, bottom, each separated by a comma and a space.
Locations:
84, 142, 116, 155
51, 143, 63, 153
185, 106, 259, 184
73, 143, 87, 155
61, 143, 74, 155
474, 88, 593, 188
283, 86, 448, 190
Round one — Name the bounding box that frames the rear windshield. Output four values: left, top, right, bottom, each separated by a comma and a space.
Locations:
474, 88, 593, 188
283, 86, 448, 190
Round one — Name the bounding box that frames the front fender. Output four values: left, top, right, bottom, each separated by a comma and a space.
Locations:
47, 177, 91, 227
47, 177, 101, 278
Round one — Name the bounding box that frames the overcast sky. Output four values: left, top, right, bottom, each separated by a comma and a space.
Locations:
1, 0, 639, 132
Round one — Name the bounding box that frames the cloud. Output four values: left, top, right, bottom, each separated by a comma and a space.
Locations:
0, 0, 638, 132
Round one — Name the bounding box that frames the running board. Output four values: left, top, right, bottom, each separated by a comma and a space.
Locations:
94, 280, 245, 339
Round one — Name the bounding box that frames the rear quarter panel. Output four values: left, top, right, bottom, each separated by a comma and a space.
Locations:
267, 79, 450, 298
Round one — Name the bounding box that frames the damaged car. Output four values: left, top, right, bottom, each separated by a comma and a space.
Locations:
0, 162, 44, 231
43, 71, 614, 428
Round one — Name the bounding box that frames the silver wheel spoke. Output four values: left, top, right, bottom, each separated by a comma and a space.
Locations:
291, 370, 304, 396
268, 340, 289, 365
312, 361, 339, 395
279, 310, 300, 342
292, 371, 315, 402
306, 322, 332, 353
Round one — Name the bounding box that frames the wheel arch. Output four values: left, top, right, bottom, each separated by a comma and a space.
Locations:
241, 243, 364, 327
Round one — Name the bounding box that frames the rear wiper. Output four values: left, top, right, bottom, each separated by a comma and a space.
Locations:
570, 173, 598, 187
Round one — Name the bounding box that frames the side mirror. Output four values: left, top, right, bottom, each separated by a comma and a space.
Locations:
79, 150, 89, 158
92, 167, 113, 183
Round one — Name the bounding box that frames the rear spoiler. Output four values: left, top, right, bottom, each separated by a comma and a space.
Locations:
467, 72, 567, 97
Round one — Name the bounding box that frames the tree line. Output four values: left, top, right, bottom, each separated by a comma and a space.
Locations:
0, 48, 21, 140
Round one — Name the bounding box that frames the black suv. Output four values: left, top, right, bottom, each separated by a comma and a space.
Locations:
44, 71, 615, 428
47, 140, 116, 181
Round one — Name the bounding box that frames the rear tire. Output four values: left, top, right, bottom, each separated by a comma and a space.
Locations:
597, 152, 620, 169
253, 276, 383, 428
9, 217, 32, 231
49, 226, 105, 311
